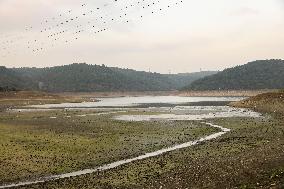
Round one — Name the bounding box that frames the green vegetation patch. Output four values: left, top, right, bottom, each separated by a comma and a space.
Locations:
0, 110, 217, 185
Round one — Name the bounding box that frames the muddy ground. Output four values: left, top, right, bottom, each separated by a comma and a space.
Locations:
0, 91, 283, 188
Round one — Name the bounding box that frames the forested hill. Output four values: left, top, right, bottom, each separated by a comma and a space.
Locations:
0, 66, 36, 91
183, 59, 284, 91
0, 63, 216, 92
14, 64, 174, 92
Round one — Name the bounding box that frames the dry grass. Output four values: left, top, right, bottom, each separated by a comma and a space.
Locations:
231, 92, 284, 114
16, 116, 284, 189
0, 110, 217, 185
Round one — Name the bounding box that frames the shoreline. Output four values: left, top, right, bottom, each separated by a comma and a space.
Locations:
59, 90, 274, 98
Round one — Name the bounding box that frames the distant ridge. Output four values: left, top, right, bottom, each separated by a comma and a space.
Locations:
183, 59, 284, 91
0, 63, 216, 92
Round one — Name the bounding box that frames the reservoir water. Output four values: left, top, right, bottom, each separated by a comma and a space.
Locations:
29, 96, 244, 108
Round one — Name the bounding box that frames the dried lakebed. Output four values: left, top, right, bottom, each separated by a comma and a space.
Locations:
0, 102, 261, 188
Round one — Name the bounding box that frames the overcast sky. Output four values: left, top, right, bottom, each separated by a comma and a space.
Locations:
0, 0, 284, 73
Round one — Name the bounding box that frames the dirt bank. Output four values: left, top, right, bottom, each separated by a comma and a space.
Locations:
59, 90, 274, 98
179, 90, 275, 97
231, 92, 284, 115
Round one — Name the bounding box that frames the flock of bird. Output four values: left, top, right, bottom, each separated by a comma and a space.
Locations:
0, 0, 183, 58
